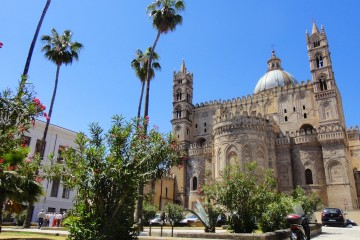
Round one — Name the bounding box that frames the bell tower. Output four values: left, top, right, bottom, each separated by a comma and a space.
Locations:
171, 60, 194, 144
306, 22, 345, 126
307, 22, 358, 209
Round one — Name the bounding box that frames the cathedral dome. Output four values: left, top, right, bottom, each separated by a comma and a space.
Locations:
254, 51, 298, 94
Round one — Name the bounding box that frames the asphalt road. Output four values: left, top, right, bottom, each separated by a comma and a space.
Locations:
312, 225, 360, 240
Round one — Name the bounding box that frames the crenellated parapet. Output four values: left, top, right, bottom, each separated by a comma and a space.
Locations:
276, 128, 318, 145
188, 142, 212, 156
212, 109, 276, 137
317, 123, 345, 142
192, 79, 313, 112
347, 126, 360, 141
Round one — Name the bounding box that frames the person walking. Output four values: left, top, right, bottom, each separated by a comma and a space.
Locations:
37, 209, 46, 229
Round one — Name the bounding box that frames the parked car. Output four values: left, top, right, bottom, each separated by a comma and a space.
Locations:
179, 215, 200, 225
321, 208, 346, 226
149, 214, 162, 225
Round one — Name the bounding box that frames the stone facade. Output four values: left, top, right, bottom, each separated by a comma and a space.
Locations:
171, 23, 360, 210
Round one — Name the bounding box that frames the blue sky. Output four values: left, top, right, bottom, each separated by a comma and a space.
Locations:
1, 1, 360, 134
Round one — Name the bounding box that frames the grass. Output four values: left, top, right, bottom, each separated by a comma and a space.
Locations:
0, 232, 67, 240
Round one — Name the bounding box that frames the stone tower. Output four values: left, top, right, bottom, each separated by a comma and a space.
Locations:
171, 60, 194, 206
306, 22, 357, 208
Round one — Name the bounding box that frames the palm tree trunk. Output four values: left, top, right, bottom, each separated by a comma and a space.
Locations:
23, 203, 33, 228
40, 64, 60, 159
137, 81, 145, 119
143, 30, 161, 124
0, 194, 5, 233
135, 30, 161, 232
23, 0, 51, 77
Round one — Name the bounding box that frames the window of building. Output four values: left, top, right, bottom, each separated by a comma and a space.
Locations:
50, 179, 60, 197
204, 123, 206, 127
305, 169, 313, 184
178, 79, 182, 84
313, 41, 320, 47
187, 128, 189, 135
176, 110, 182, 118
304, 113, 307, 119
57, 145, 66, 163
23, 136, 31, 147
62, 187, 70, 199
35, 139, 46, 156
187, 93, 191, 102
195, 124, 198, 128
165, 187, 168, 198
284, 109, 287, 113
192, 177, 198, 191
176, 92, 182, 101
319, 77, 327, 91
316, 55, 324, 68
285, 116, 288, 122
293, 107, 296, 112
48, 207, 56, 213
204, 129, 207, 133
303, 105, 306, 110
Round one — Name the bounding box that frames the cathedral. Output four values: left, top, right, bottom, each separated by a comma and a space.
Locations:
171, 22, 360, 210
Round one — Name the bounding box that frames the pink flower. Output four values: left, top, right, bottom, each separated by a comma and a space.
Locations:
8, 166, 14, 171
40, 104, 46, 111
0, 159, 4, 164
33, 98, 40, 105
35, 177, 44, 183
25, 159, 31, 163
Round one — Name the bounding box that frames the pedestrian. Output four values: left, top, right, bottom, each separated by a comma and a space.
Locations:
49, 212, 55, 228
37, 209, 46, 229
55, 212, 63, 227
160, 211, 166, 223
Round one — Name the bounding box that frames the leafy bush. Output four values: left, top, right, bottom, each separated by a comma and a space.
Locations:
14, 210, 27, 226
164, 203, 185, 224
258, 194, 293, 232
143, 203, 158, 225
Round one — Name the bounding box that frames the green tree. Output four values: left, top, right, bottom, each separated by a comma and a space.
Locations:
292, 186, 323, 215
23, 0, 52, 77
143, 0, 185, 119
40, 28, 83, 159
131, 47, 161, 118
164, 203, 185, 224
0, 76, 45, 232
43, 116, 182, 240
203, 162, 279, 233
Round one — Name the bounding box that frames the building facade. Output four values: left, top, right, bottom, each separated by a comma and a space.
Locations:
25, 120, 77, 221
171, 23, 360, 210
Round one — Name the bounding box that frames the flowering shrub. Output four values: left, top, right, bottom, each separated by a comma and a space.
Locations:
0, 76, 45, 232
44, 115, 183, 240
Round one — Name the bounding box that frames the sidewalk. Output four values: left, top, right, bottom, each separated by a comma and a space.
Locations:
1, 227, 69, 237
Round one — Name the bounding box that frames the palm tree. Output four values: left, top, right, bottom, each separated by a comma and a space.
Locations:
143, 0, 185, 120
23, 0, 52, 77
135, 0, 185, 229
39, 28, 83, 159
131, 47, 161, 118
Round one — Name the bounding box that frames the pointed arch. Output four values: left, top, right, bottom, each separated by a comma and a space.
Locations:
224, 144, 239, 166
255, 145, 266, 168
242, 145, 252, 170
305, 169, 313, 185
327, 160, 344, 183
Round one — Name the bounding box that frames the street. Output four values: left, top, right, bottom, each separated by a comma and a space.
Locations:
312, 225, 360, 240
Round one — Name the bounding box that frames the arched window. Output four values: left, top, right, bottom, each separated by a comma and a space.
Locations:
319, 77, 327, 91
316, 55, 324, 68
305, 169, 313, 185
176, 110, 182, 118
176, 91, 182, 101
192, 176, 198, 191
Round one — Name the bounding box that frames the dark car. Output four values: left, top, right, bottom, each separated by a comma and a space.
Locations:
321, 208, 346, 226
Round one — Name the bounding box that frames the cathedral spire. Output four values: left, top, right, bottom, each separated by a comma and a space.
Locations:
180, 59, 187, 73
311, 21, 319, 35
